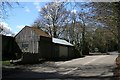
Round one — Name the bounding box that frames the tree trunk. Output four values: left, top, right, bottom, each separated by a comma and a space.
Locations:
81, 26, 85, 55
118, 5, 120, 53
118, 22, 120, 53
115, 2, 120, 53
53, 21, 57, 38
53, 26, 57, 38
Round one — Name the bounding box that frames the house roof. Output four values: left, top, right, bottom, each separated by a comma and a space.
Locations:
52, 38, 73, 46
29, 27, 51, 38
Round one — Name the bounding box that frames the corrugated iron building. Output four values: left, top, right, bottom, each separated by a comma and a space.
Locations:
15, 26, 75, 63
15, 26, 51, 54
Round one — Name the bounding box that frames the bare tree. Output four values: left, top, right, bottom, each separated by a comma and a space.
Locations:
62, 10, 82, 53
34, 2, 69, 38
0, 2, 19, 19
63, 2, 95, 55
75, 3, 96, 55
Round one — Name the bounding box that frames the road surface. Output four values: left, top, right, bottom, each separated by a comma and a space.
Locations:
55, 55, 117, 78
2, 54, 118, 79
55, 55, 117, 67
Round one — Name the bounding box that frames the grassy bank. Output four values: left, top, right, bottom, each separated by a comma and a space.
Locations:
2, 60, 11, 66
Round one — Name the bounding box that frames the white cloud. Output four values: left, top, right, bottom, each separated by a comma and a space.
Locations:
16, 25, 25, 29
0, 22, 14, 36
33, 2, 41, 12
0, 22, 12, 30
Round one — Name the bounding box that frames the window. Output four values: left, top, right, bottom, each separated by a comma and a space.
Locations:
22, 43, 29, 52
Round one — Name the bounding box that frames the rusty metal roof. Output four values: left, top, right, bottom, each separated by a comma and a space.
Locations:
29, 26, 51, 38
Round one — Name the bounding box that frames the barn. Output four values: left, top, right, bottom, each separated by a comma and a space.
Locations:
14, 26, 75, 63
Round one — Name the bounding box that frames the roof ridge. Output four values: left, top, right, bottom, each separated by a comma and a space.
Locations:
29, 26, 51, 38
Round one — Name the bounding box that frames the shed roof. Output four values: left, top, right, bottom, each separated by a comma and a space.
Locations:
52, 38, 73, 46
15, 26, 51, 38
29, 27, 51, 38
25, 26, 51, 37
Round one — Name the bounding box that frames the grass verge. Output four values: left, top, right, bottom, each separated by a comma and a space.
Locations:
2, 60, 11, 66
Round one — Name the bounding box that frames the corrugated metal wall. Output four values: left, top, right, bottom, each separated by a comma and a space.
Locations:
15, 27, 39, 53
68, 46, 75, 58
39, 36, 52, 59
59, 46, 68, 57
52, 44, 59, 60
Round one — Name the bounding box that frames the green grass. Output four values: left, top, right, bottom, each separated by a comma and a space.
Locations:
2, 60, 11, 66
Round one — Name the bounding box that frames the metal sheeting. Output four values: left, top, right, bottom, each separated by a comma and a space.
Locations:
52, 38, 73, 46
59, 46, 68, 57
